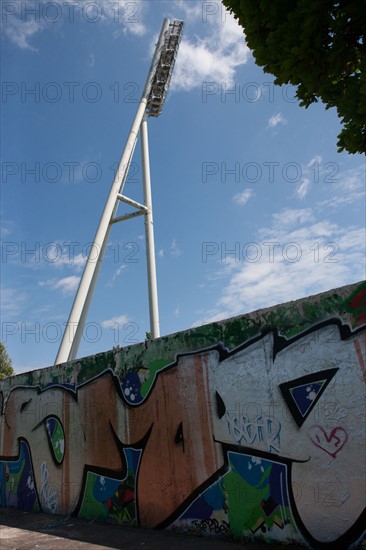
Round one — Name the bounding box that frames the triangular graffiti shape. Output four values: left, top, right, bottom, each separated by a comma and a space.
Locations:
289, 380, 327, 417
279, 368, 339, 427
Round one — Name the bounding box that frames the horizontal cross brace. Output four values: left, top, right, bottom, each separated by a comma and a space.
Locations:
110, 210, 145, 224
117, 193, 148, 212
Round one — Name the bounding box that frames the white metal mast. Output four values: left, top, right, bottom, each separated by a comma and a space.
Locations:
55, 19, 184, 365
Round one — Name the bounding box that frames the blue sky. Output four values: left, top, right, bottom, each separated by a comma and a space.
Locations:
1, 0, 365, 374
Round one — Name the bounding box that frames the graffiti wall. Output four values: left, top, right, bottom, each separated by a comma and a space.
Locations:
1, 281, 365, 549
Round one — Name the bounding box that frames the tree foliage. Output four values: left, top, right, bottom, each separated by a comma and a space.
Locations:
222, 0, 366, 154
0, 342, 14, 379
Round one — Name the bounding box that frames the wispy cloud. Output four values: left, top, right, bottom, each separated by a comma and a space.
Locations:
267, 112, 287, 128
272, 208, 314, 226
100, 0, 147, 37
3, 17, 42, 51
334, 165, 365, 192
88, 53, 95, 68
171, 0, 203, 22
194, 206, 365, 326
308, 155, 322, 167
124, 20, 146, 37
171, 10, 249, 91
295, 178, 311, 199
2, 241, 87, 272
50, 246, 86, 272
106, 265, 126, 287
318, 192, 366, 210
292, 155, 323, 199
171, 238, 182, 257
0, 287, 28, 319
233, 188, 254, 205
317, 164, 365, 211
0, 221, 12, 237
3, 0, 147, 51
39, 276, 80, 295
101, 314, 129, 329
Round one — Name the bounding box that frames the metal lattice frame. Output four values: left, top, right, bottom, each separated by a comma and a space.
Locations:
147, 20, 184, 117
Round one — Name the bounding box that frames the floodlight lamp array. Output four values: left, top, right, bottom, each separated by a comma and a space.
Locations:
146, 19, 184, 117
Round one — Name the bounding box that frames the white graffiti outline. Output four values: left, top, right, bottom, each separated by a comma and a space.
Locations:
39, 461, 58, 513
226, 412, 281, 453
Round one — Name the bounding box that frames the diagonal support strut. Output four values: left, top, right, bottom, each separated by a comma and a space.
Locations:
55, 18, 184, 365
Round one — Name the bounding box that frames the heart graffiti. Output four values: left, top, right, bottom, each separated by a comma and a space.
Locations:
308, 425, 348, 458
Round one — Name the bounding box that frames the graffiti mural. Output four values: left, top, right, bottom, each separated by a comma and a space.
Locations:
1, 282, 365, 549
0, 441, 39, 512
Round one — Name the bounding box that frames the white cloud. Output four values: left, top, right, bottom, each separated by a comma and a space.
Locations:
106, 265, 126, 287
171, 238, 182, 257
272, 208, 314, 227
316, 164, 365, 211
233, 188, 254, 205
268, 112, 287, 128
194, 207, 365, 326
290, 156, 365, 205
125, 20, 146, 37
171, 0, 203, 22
0, 287, 28, 318
3, 0, 147, 51
171, 11, 249, 91
317, 192, 365, 210
101, 314, 129, 329
0, 225, 11, 237
158, 249, 164, 258
307, 155, 322, 168
291, 155, 322, 200
88, 53, 95, 68
0, 240, 87, 272
335, 165, 365, 192
104, 0, 147, 36
50, 247, 86, 272
3, 17, 42, 51
296, 178, 311, 199
39, 276, 80, 295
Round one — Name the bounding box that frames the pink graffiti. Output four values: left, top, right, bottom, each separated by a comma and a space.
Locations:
308, 425, 348, 458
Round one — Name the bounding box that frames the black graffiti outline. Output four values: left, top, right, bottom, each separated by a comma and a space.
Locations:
147, 319, 366, 547
32, 414, 66, 466
0, 318, 365, 548
0, 372, 151, 517
279, 367, 339, 428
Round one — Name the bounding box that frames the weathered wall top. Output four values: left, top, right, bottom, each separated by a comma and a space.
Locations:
1, 280, 364, 393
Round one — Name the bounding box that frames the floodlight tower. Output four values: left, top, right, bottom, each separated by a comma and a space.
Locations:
55, 19, 184, 365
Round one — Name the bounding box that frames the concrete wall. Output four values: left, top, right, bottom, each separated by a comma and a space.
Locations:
1, 281, 365, 549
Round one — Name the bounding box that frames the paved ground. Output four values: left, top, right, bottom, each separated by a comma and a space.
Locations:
0, 508, 308, 550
